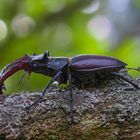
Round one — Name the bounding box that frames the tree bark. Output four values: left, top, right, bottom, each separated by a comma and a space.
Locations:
0, 70, 140, 140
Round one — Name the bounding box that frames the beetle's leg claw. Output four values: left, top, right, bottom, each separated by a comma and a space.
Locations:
137, 67, 140, 71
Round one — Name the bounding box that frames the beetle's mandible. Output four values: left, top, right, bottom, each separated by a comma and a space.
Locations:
0, 51, 139, 105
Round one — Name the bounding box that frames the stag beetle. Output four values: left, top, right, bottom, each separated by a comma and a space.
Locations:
0, 51, 139, 107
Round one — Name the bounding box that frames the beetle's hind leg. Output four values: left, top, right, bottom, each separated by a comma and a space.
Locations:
126, 67, 140, 72
112, 72, 140, 89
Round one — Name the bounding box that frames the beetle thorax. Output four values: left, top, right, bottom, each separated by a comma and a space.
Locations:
46, 57, 69, 84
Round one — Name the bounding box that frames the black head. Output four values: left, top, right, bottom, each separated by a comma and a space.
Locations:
29, 51, 51, 74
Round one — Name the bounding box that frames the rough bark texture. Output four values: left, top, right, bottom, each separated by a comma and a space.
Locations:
0, 70, 140, 140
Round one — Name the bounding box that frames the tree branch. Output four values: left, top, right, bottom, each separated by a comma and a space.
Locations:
0, 70, 140, 139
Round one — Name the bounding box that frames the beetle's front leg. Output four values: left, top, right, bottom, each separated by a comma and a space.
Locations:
25, 71, 62, 109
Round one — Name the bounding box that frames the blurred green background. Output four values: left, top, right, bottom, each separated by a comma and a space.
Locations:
0, 0, 140, 94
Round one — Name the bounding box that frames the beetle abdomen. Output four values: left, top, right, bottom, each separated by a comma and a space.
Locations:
70, 55, 127, 72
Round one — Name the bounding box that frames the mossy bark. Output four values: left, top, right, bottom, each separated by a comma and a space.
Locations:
0, 70, 140, 140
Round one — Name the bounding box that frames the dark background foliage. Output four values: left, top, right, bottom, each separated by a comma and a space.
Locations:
0, 0, 140, 94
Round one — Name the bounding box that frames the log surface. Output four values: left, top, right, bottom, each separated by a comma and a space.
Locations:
0, 70, 140, 140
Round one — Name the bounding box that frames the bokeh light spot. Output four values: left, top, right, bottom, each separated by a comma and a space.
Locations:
11, 14, 35, 37
53, 23, 72, 48
108, 0, 130, 13
87, 15, 112, 41
0, 20, 8, 41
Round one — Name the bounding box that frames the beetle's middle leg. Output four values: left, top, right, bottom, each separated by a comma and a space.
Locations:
112, 72, 140, 89
67, 74, 76, 123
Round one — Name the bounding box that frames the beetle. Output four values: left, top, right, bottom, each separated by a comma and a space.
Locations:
0, 51, 139, 107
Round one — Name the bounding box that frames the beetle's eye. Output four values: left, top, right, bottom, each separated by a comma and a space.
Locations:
30, 62, 39, 67
33, 63, 38, 67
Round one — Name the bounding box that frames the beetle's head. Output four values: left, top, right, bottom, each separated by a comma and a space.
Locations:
0, 51, 49, 87
0, 51, 50, 94
29, 51, 50, 74
0, 51, 50, 78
